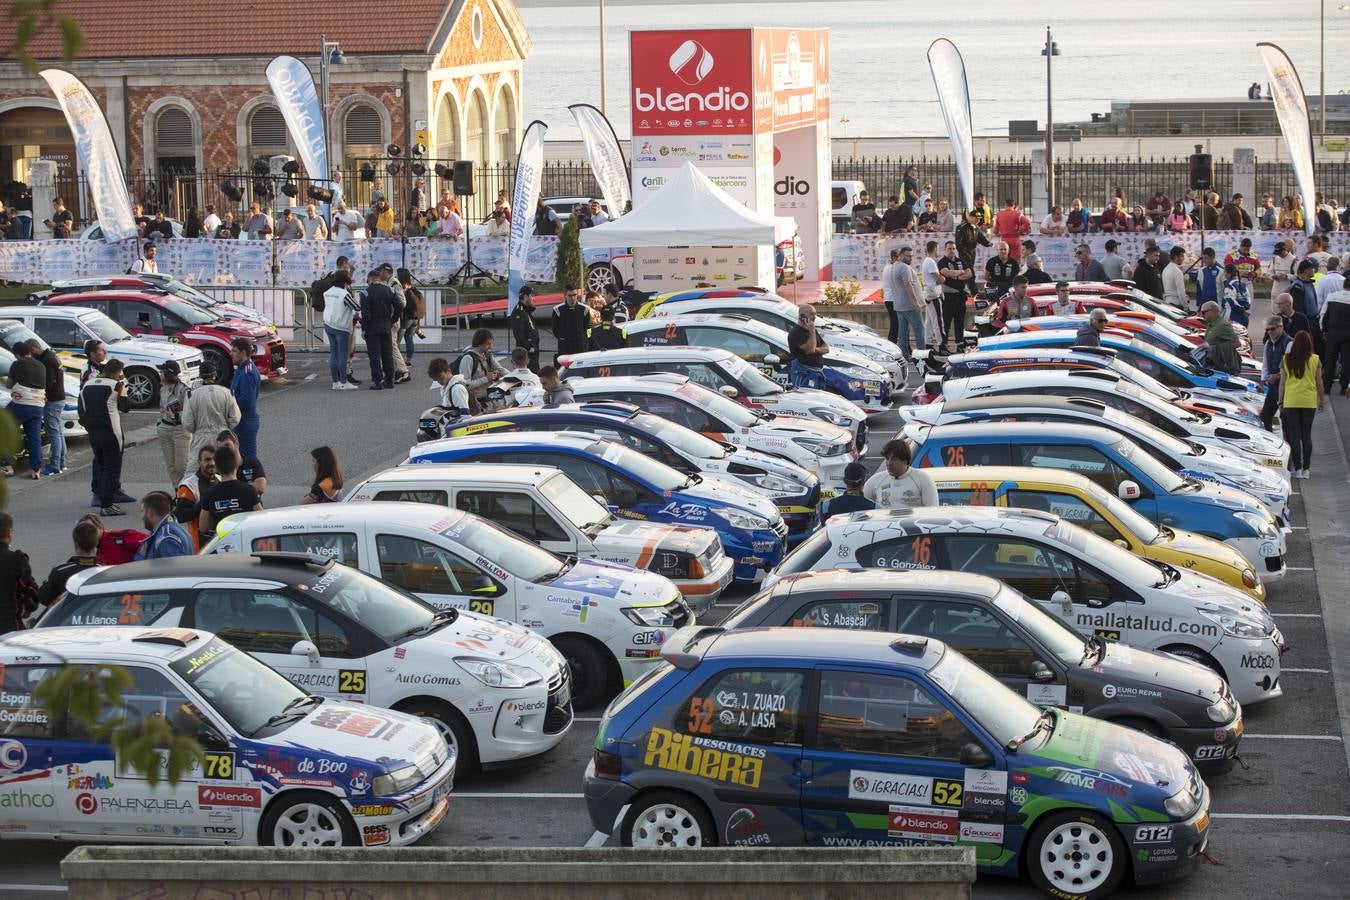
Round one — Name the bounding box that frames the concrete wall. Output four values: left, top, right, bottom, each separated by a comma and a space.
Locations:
62, 845, 976, 900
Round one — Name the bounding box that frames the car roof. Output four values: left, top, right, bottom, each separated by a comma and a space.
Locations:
694, 626, 946, 671
628, 313, 782, 337
569, 374, 695, 392
825, 504, 1060, 531
223, 501, 462, 530
660, 296, 791, 311
413, 431, 605, 454
950, 368, 1125, 386
2, 626, 215, 664
455, 401, 642, 425
941, 394, 1109, 417
922, 420, 1123, 443
0, 304, 100, 319
356, 462, 567, 487
774, 567, 1003, 600
566, 347, 731, 364
48, 290, 165, 304
927, 464, 1101, 493
69, 552, 332, 593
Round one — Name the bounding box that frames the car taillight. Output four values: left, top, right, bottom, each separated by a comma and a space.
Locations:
688, 558, 705, 579
594, 749, 622, 780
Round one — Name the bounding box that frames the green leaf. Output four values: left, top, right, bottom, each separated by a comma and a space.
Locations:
56, 16, 83, 60
14, 15, 36, 48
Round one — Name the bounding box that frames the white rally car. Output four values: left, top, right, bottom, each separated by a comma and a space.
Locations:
201, 503, 692, 710
558, 345, 869, 451
564, 374, 859, 498
769, 506, 1286, 705
0, 627, 453, 847
344, 463, 735, 605
928, 367, 1290, 472
38, 553, 572, 771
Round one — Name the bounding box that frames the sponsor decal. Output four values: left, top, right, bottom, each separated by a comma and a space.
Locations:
1241, 653, 1276, 669
632, 631, 666, 646
66, 772, 113, 791
95, 796, 194, 814
1135, 825, 1173, 843
1009, 786, 1028, 805
362, 823, 391, 846
349, 771, 370, 794
724, 805, 771, 845
198, 785, 261, 809
1077, 611, 1218, 639
1102, 683, 1162, 699
75, 791, 98, 815
887, 804, 958, 842
311, 708, 406, 742
504, 698, 546, 714
278, 777, 334, 787
0, 790, 54, 808
958, 821, 1004, 843
351, 804, 396, 817
468, 699, 496, 715
643, 727, 764, 788
1137, 846, 1180, 863
202, 825, 239, 836
1026, 683, 1067, 706
393, 647, 407, 660
395, 673, 462, 686
1052, 767, 1130, 799
1194, 745, 1228, 760
0, 739, 27, 771
849, 771, 933, 804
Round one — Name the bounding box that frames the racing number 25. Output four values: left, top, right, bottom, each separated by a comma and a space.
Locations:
338, 670, 367, 694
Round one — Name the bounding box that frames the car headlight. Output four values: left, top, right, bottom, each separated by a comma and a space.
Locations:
725, 509, 771, 530
749, 473, 804, 493
1199, 610, 1267, 639
793, 436, 832, 456
622, 601, 683, 628
1241, 568, 1257, 589
454, 657, 542, 688
1206, 696, 1235, 723
860, 346, 896, 363
1163, 788, 1200, 819
808, 407, 853, 427
372, 764, 422, 796
1235, 511, 1278, 537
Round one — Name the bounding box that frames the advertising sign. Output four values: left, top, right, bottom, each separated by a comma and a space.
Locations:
631, 30, 754, 136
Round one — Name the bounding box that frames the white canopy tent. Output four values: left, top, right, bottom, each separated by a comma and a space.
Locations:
578, 162, 797, 248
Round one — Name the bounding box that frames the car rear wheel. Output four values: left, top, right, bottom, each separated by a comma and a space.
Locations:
621, 790, 715, 849
1161, 644, 1226, 680
395, 698, 478, 773
1027, 810, 1128, 900
553, 635, 611, 710
586, 262, 620, 295
260, 792, 358, 848
122, 366, 159, 408
203, 347, 233, 385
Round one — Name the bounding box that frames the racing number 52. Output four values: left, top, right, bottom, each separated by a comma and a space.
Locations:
932, 779, 962, 807
687, 696, 714, 735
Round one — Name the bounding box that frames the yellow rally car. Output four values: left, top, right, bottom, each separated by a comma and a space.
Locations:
931, 465, 1265, 603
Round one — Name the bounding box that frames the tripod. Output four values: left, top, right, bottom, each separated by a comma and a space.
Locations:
448, 193, 497, 285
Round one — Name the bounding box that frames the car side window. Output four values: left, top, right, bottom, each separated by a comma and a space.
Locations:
48, 591, 174, 627
894, 600, 1036, 677
31, 317, 80, 349
685, 327, 772, 360
629, 394, 704, 430
1010, 490, 1122, 542
943, 535, 1112, 604
374, 534, 503, 599
683, 363, 730, 391
788, 599, 887, 631
455, 490, 568, 543
854, 534, 940, 572
251, 533, 358, 567
1018, 444, 1127, 491
679, 669, 804, 746
371, 489, 448, 505
66, 665, 206, 743
934, 442, 1010, 466
0, 663, 59, 738
192, 589, 316, 654
816, 670, 976, 761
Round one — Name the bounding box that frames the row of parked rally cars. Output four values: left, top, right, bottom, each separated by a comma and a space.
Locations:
0, 282, 1288, 898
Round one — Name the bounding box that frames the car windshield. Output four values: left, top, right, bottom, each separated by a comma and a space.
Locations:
0, 321, 48, 353
631, 412, 727, 459
79, 312, 133, 344
675, 381, 760, 427
163, 298, 218, 325
993, 586, 1089, 664
928, 648, 1042, 746
446, 514, 562, 582
300, 566, 436, 644
1082, 480, 1162, 543
1045, 516, 1169, 585
1108, 410, 1194, 459
170, 637, 309, 735
721, 355, 784, 396
583, 438, 691, 491
164, 279, 218, 306
1111, 435, 1186, 492
1131, 339, 1202, 375
539, 473, 612, 530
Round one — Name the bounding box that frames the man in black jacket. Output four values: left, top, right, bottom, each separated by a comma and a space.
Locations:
1132, 245, 1166, 300
359, 269, 396, 390
587, 305, 629, 351
551, 284, 590, 363
33, 337, 66, 475
35, 520, 100, 610
0, 513, 36, 634
80, 359, 131, 516
511, 287, 540, 372
954, 210, 989, 268
1321, 276, 1350, 395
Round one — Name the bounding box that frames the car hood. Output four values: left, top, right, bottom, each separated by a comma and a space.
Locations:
597, 519, 721, 559
751, 414, 855, 445
765, 386, 866, 420
213, 318, 272, 338
1182, 477, 1275, 516
681, 474, 784, 521
269, 698, 448, 778
724, 446, 817, 486
1086, 641, 1226, 704
111, 337, 202, 363
1029, 709, 1196, 800
1157, 527, 1254, 577
411, 608, 561, 670
1168, 570, 1272, 625
823, 346, 889, 376
544, 556, 679, 604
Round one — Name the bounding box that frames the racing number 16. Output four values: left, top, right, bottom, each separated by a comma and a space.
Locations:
911, 536, 933, 566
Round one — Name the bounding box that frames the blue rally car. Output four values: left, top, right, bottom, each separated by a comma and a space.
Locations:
585, 627, 1211, 899
408, 432, 788, 582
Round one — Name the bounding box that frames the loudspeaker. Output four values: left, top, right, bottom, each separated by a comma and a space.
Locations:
1189, 153, 1213, 190
453, 160, 475, 196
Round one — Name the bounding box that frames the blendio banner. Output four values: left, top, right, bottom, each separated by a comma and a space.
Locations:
39, 69, 138, 243
569, 104, 631, 219
927, 40, 975, 215
266, 56, 329, 190
508, 120, 548, 314
1258, 43, 1316, 237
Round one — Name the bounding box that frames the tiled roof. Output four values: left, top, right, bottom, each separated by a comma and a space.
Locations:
4, 1, 456, 59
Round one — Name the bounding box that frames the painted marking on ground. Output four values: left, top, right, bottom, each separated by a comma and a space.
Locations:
1213, 813, 1350, 822
1242, 733, 1343, 741
451, 792, 585, 799
585, 830, 609, 847
1283, 667, 1331, 673
1273, 613, 1322, 618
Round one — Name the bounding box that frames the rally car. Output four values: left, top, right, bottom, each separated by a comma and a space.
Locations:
407, 432, 787, 583
620, 313, 893, 415
560, 376, 855, 500
0, 340, 84, 439
38, 553, 572, 771
201, 503, 689, 709
768, 506, 1284, 705
0, 627, 454, 847
42, 290, 286, 384
929, 368, 1289, 472
909, 421, 1288, 583
0, 305, 204, 408
440, 402, 822, 541
585, 627, 1212, 897
636, 293, 907, 389
559, 346, 868, 451
43, 274, 277, 332
901, 394, 1292, 521
1026, 282, 1251, 349
924, 466, 1266, 601
724, 569, 1244, 773
344, 464, 734, 606
998, 317, 1260, 379
636, 287, 879, 337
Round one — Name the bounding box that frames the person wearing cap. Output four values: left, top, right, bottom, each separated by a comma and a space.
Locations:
511, 287, 540, 372
156, 359, 191, 488
823, 462, 877, 519
1100, 240, 1126, 281
1270, 241, 1295, 302
183, 361, 241, 461
1050, 281, 1076, 317
1076, 309, 1108, 347
587, 305, 629, 351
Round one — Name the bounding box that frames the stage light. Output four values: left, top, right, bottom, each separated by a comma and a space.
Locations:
281, 159, 301, 175
360, 163, 375, 182
386, 143, 402, 157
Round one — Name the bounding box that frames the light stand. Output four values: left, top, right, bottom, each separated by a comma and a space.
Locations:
447, 192, 496, 285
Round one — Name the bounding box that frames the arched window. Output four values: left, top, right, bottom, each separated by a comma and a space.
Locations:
246, 105, 290, 168
493, 87, 517, 164
434, 93, 459, 161
344, 105, 383, 149
465, 90, 488, 164
154, 107, 195, 171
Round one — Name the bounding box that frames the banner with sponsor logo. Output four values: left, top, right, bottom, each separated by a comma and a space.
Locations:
569, 104, 631, 218
927, 39, 975, 215
39, 69, 138, 243
1258, 43, 1316, 236
265, 56, 328, 188
631, 30, 755, 136
508, 120, 548, 315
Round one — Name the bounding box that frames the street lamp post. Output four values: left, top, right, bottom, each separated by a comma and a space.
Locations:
318, 37, 344, 186
599, 0, 608, 116
1043, 27, 1060, 215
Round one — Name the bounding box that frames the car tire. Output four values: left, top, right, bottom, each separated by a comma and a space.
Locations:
1111, 716, 1166, 739
1161, 644, 1226, 680
259, 790, 359, 848
553, 635, 612, 710
1026, 809, 1129, 900
122, 366, 159, 409
621, 790, 716, 849
203, 347, 233, 385
395, 698, 479, 774
586, 262, 620, 295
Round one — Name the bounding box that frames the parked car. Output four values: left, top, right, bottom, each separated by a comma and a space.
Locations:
997, 318, 1258, 379
0, 626, 454, 847
44, 274, 277, 332
585, 626, 1212, 897
635, 287, 879, 337
724, 569, 1244, 773
0, 342, 83, 439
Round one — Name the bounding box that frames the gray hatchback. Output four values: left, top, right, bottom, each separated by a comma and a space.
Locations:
723, 569, 1243, 774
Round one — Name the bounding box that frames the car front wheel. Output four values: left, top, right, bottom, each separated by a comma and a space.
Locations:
1027, 810, 1128, 900
395, 698, 478, 774
621, 790, 715, 849
553, 635, 611, 710
586, 262, 620, 295
260, 792, 358, 848
122, 367, 159, 408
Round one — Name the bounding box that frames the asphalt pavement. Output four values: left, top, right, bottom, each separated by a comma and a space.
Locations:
2, 346, 1348, 898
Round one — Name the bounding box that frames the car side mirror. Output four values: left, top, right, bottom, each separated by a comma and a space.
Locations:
763, 353, 781, 366
1030, 660, 1056, 682
291, 639, 320, 665
958, 742, 993, 767
197, 724, 228, 750
1113, 539, 1129, 549
1117, 480, 1141, 501
719, 385, 739, 399
592, 494, 609, 508
1051, 589, 1073, 618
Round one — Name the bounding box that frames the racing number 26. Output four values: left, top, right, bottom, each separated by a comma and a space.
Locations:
338, 670, 367, 694
943, 446, 965, 465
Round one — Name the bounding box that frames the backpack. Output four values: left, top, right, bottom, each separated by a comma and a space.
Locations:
453, 351, 486, 414
310, 277, 328, 312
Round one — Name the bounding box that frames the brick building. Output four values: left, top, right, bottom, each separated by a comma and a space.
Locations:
0, 0, 530, 216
